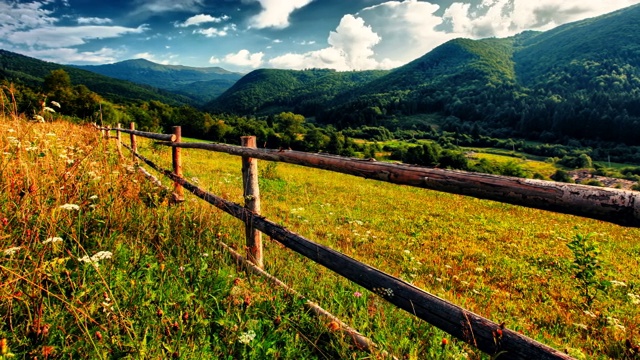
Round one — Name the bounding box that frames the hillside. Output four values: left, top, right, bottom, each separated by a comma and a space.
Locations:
209, 4, 640, 146
205, 68, 389, 115
0, 50, 193, 106
74, 59, 243, 104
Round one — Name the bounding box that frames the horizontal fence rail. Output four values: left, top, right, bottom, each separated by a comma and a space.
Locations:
155, 140, 640, 228
108, 126, 176, 142
123, 142, 573, 360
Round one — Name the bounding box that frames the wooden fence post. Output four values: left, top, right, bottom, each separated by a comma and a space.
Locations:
172, 126, 184, 203
115, 123, 123, 158
129, 122, 137, 165
241, 136, 263, 268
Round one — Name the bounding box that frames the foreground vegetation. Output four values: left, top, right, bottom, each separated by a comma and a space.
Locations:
3, 115, 640, 358
0, 117, 375, 359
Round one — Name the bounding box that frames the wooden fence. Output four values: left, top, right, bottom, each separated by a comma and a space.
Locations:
98, 123, 640, 359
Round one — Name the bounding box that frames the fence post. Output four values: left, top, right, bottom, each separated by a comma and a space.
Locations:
115, 123, 123, 158
241, 136, 263, 268
129, 122, 137, 165
172, 126, 184, 203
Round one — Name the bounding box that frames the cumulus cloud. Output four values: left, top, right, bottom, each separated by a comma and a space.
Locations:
194, 24, 237, 37
443, 0, 640, 38
77, 17, 113, 25
7, 24, 149, 48
175, 14, 230, 27
210, 49, 264, 69
248, 0, 313, 29
0, 0, 57, 38
133, 52, 179, 65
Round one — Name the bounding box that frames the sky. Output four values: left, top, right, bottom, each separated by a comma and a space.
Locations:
1, 0, 640, 73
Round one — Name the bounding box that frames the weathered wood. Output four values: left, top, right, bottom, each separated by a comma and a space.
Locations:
241, 136, 263, 268
171, 126, 184, 203
115, 123, 123, 158
156, 141, 640, 227
218, 241, 392, 358
129, 123, 138, 165
111, 127, 176, 142
128, 148, 573, 360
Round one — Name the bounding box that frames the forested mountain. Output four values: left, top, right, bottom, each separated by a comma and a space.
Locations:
74, 59, 242, 104
210, 4, 640, 145
205, 68, 389, 115
0, 50, 192, 106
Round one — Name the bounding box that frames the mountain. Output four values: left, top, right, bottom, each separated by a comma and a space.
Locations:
74, 59, 243, 104
0, 50, 193, 106
204, 68, 389, 115
209, 4, 640, 145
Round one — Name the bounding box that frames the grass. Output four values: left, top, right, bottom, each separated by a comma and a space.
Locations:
3, 117, 640, 359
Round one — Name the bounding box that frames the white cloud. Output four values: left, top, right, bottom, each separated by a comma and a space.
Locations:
18, 47, 124, 64
77, 17, 113, 25
248, 0, 313, 29
194, 24, 237, 37
7, 24, 149, 47
132, 0, 204, 15
443, 0, 640, 38
133, 52, 180, 65
175, 14, 230, 27
0, 1, 57, 38
210, 49, 264, 69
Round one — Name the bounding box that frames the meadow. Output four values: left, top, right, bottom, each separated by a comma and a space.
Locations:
2, 116, 640, 359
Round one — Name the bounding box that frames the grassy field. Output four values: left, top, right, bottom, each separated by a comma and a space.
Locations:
3, 118, 640, 359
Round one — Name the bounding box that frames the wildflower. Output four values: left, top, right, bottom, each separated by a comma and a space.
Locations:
610, 280, 627, 287
43, 106, 55, 113
3, 247, 21, 256
34, 115, 45, 122
89, 195, 98, 200
59, 204, 80, 211
7, 128, 15, 133
78, 251, 113, 266
238, 330, 256, 345
50, 101, 61, 108
442, 338, 449, 346
353, 291, 362, 298
45, 133, 56, 137
327, 321, 340, 331
202, 253, 209, 257
628, 293, 640, 305
42, 237, 63, 245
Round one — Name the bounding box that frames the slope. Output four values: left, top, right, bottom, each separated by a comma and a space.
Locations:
74, 59, 243, 104
205, 68, 388, 115
0, 50, 192, 106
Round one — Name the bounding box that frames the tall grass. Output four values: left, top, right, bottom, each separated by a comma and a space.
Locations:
0, 117, 369, 359
3, 116, 639, 359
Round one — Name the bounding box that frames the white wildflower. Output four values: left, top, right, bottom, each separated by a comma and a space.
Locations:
25, 146, 38, 152
628, 293, 640, 305
7, 128, 15, 133
202, 253, 209, 257
59, 204, 80, 211
43, 106, 55, 113
89, 195, 98, 200
3, 246, 21, 256
50, 101, 61, 108
43, 237, 63, 245
583, 310, 597, 318
78, 251, 113, 266
238, 330, 256, 345
34, 115, 45, 123
474, 267, 484, 273
66, 159, 74, 165
610, 280, 627, 287
45, 133, 56, 137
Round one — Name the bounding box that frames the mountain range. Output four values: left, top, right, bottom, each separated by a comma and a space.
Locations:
73, 59, 243, 104
2, 4, 640, 145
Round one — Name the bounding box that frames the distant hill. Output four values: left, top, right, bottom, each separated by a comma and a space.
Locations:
209, 3, 640, 145
74, 59, 243, 104
0, 50, 192, 106
205, 68, 389, 115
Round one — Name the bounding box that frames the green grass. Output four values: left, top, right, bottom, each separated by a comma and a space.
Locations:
3, 118, 640, 359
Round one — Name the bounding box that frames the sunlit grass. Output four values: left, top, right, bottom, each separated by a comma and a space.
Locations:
138, 133, 640, 359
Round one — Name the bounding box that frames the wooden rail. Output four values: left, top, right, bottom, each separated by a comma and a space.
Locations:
126, 144, 572, 360
155, 141, 640, 228
98, 124, 588, 359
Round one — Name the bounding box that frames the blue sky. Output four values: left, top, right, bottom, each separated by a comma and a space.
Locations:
1, 0, 639, 72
